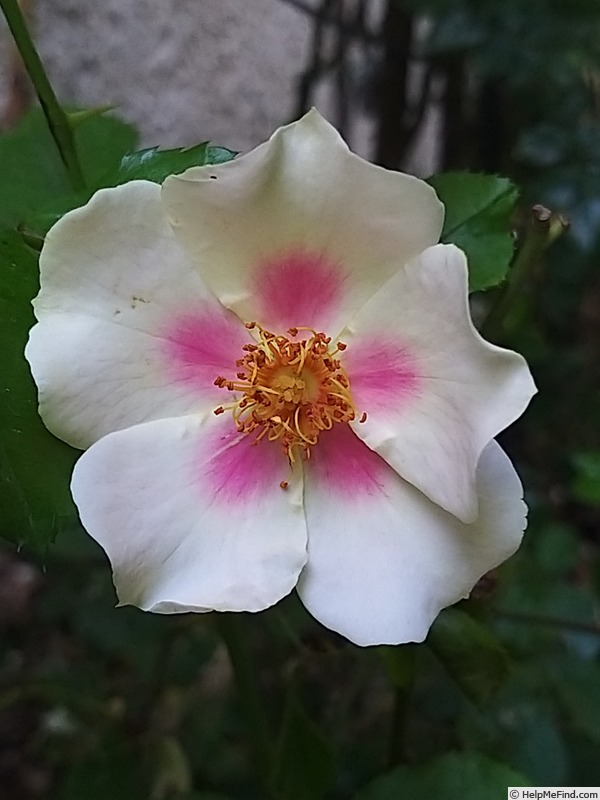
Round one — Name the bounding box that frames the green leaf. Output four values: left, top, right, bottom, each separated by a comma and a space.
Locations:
22, 140, 236, 236
270, 692, 335, 800
150, 736, 192, 799
379, 644, 417, 689
427, 172, 519, 292
530, 522, 579, 577
551, 657, 600, 744
0, 111, 70, 226
354, 753, 531, 800
427, 608, 511, 707
60, 730, 144, 800
496, 578, 597, 658
76, 111, 139, 187
0, 107, 138, 227
571, 451, 600, 505
110, 142, 237, 186
508, 712, 568, 786
353, 752, 530, 800
0, 227, 78, 549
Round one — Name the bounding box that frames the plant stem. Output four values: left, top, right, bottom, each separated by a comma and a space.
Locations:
387, 684, 412, 768
0, 0, 85, 190
382, 646, 416, 768
216, 613, 275, 793
492, 607, 600, 636
481, 204, 568, 340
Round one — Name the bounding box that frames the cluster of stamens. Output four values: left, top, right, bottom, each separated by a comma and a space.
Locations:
214, 323, 365, 466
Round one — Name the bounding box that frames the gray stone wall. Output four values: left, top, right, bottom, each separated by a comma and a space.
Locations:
1, 0, 438, 172
2, 0, 313, 151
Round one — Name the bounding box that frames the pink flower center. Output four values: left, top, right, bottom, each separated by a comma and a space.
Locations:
213, 323, 365, 469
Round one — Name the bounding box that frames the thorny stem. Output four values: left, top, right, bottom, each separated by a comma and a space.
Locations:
0, 0, 85, 190
481, 204, 569, 339
216, 614, 276, 795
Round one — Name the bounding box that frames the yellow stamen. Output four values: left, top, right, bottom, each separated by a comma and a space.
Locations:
213, 323, 361, 462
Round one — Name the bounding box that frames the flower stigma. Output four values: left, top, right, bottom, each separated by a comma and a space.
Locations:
213, 323, 365, 467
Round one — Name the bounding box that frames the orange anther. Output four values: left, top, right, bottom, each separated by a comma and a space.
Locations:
280, 480, 289, 490
214, 322, 356, 469
359, 412, 367, 423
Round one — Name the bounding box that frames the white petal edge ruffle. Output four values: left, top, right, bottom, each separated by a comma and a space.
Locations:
298, 431, 526, 646
341, 244, 536, 522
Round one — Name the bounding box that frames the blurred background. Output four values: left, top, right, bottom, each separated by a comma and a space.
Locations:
1, 1, 600, 798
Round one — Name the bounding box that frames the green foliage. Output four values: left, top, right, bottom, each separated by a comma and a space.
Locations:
0, 227, 78, 549
427, 172, 518, 292
379, 644, 416, 689
0, 108, 235, 235
495, 512, 597, 659
0, 107, 138, 227
0, 108, 237, 551
60, 732, 144, 800
150, 736, 193, 799
427, 608, 511, 707
353, 752, 530, 800
416, 0, 600, 254
112, 143, 236, 185
0, 108, 136, 550
508, 712, 567, 786
420, 0, 600, 92
551, 657, 600, 744
571, 452, 600, 506
528, 522, 579, 577
271, 691, 335, 800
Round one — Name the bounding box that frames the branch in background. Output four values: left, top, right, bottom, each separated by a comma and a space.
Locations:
492, 607, 600, 636
295, 0, 336, 117
373, 1, 414, 168
278, 0, 380, 43
439, 54, 469, 170
405, 63, 434, 145
295, 0, 376, 143
333, 0, 350, 137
